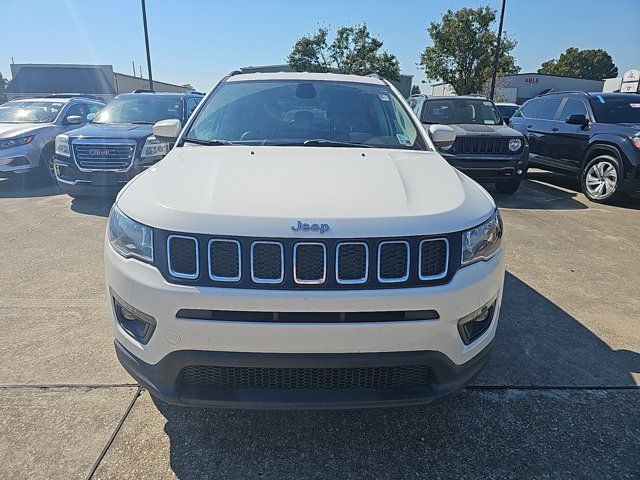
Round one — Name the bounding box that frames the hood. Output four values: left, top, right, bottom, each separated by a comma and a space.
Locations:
117, 146, 496, 238
0, 122, 51, 138
66, 123, 153, 141
448, 123, 523, 138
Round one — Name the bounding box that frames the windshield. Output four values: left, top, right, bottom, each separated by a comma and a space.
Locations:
0, 101, 63, 123
496, 104, 519, 118
92, 97, 183, 124
184, 80, 426, 150
589, 96, 640, 124
422, 98, 503, 125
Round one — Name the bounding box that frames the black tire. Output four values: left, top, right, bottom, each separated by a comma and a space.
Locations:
495, 178, 521, 194
37, 143, 56, 184
580, 153, 625, 204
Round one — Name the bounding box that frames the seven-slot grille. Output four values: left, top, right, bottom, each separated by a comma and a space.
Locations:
72, 141, 136, 171
179, 364, 434, 390
454, 137, 509, 154
165, 236, 450, 288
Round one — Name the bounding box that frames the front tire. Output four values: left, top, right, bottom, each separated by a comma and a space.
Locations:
581, 154, 624, 203
495, 178, 521, 194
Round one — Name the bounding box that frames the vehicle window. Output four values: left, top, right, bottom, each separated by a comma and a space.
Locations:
186, 97, 202, 118
496, 105, 519, 118
185, 80, 427, 150
92, 97, 183, 124
518, 99, 540, 118
559, 99, 587, 120
537, 98, 563, 120
85, 104, 103, 115
0, 101, 63, 123
421, 98, 502, 125
65, 103, 86, 120
589, 96, 640, 123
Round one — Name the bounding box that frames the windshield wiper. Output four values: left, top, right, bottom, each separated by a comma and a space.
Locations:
298, 139, 374, 148
183, 138, 236, 146
131, 121, 155, 125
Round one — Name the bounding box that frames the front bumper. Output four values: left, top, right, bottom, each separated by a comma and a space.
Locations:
441, 147, 528, 183
106, 237, 504, 408
0, 143, 40, 174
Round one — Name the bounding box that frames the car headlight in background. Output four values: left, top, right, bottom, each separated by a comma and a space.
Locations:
0, 135, 34, 150
55, 135, 70, 157
631, 137, 640, 150
508, 138, 522, 151
461, 209, 503, 266
141, 136, 170, 158
108, 206, 154, 263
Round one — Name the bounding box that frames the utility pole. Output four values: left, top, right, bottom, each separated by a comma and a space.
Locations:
132, 60, 136, 76
489, 0, 506, 101
140, 0, 154, 91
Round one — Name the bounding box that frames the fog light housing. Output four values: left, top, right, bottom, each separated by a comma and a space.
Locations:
112, 291, 156, 344
457, 296, 497, 345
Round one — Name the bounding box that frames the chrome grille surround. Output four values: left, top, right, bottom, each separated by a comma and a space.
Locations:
418, 238, 449, 280
167, 235, 199, 280
251, 241, 285, 284
208, 239, 241, 282
377, 241, 410, 283
335, 242, 369, 284
293, 242, 327, 285
71, 138, 137, 172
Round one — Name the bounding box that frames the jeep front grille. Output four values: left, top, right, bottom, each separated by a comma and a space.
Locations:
162, 233, 454, 289
454, 137, 509, 154
72, 141, 136, 171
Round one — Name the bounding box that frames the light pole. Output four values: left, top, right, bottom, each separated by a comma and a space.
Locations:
489, 0, 506, 101
141, 0, 154, 91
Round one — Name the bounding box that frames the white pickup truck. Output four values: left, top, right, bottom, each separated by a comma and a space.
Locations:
105, 72, 505, 409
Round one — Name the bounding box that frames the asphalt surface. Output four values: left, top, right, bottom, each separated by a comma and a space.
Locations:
0, 170, 638, 479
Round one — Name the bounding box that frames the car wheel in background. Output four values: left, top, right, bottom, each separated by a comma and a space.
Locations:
37, 143, 57, 184
495, 178, 521, 194
581, 154, 624, 203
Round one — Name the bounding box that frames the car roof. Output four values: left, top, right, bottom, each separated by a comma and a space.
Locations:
224, 71, 387, 86
7, 97, 72, 103
496, 102, 519, 106
115, 92, 192, 100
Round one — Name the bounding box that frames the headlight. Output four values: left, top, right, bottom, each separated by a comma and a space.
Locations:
508, 138, 522, 151
632, 137, 640, 150
461, 210, 503, 266
141, 136, 170, 158
55, 135, 70, 157
0, 135, 34, 150
108, 206, 154, 263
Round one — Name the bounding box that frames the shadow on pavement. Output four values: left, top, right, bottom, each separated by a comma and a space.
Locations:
147, 271, 638, 478
0, 175, 62, 198
487, 177, 588, 211
70, 195, 115, 217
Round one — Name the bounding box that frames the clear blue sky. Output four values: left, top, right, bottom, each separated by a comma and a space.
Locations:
1, 0, 638, 91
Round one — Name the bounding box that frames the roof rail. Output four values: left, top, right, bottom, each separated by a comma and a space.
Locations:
228, 70, 243, 77
367, 73, 383, 80
131, 89, 153, 93
186, 90, 206, 95
45, 93, 100, 100
535, 90, 589, 97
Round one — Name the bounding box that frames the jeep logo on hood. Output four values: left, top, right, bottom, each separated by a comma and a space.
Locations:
291, 221, 330, 234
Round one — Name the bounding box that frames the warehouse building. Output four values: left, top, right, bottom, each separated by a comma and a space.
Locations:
5, 63, 193, 101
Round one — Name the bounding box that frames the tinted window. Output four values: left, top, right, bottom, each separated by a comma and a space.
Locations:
537, 98, 563, 120
64, 103, 86, 120
186, 97, 202, 118
496, 105, 519, 118
92, 97, 183, 124
559, 99, 587, 120
421, 98, 502, 125
86, 103, 102, 115
518, 99, 540, 118
185, 80, 426, 150
589, 96, 640, 123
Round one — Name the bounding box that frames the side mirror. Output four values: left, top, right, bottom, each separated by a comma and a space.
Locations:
153, 119, 182, 143
566, 114, 589, 127
86, 113, 96, 122
64, 115, 84, 125
428, 124, 456, 149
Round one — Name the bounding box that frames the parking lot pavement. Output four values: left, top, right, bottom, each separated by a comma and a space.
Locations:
0, 172, 639, 479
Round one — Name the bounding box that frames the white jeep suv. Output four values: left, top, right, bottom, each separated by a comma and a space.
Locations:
106, 72, 505, 409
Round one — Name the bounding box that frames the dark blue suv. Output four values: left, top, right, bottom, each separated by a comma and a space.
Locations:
509, 92, 640, 203
53, 91, 204, 196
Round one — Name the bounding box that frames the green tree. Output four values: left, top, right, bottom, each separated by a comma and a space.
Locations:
411, 84, 421, 95
538, 48, 618, 80
0, 71, 8, 103
288, 24, 400, 81
419, 7, 520, 95
181, 83, 195, 91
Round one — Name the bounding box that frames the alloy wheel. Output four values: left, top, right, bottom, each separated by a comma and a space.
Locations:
585, 160, 618, 200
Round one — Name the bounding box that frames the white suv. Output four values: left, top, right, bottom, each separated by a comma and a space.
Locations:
106, 72, 505, 409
